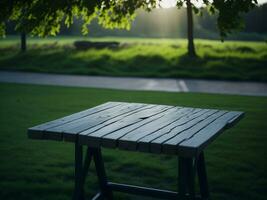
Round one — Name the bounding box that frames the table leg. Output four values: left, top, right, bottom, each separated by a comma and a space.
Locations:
186, 158, 196, 199
178, 157, 196, 200
72, 143, 94, 200
81, 147, 93, 188
73, 142, 84, 200
197, 152, 210, 200
92, 148, 113, 200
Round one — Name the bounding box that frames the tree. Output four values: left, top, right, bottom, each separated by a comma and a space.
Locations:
20, 32, 26, 51
175, 0, 258, 57
20, 8, 27, 52
0, 0, 258, 56
185, 0, 196, 57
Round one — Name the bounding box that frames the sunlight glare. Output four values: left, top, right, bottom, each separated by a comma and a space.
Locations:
159, 0, 267, 9
159, 0, 204, 8
159, 0, 176, 8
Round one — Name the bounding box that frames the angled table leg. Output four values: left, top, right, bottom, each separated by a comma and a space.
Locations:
72, 145, 112, 200
92, 148, 113, 200
72, 142, 93, 200
82, 147, 93, 187
197, 152, 210, 200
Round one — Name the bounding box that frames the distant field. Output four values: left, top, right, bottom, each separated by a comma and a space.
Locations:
0, 36, 267, 81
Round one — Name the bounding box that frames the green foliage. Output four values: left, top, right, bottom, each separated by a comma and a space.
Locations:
176, 0, 258, 39
212, 0, 258, 38
0, 0, 258, 39
0, 37, 266, 82
0, 0, 158, 37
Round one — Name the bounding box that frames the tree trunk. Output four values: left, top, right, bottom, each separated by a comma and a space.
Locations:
186, 0, 196, 57
21, 33, 26, 52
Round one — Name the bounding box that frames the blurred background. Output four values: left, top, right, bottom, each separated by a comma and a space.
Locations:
0, 1, 267, 83
3, 1, 267, 40
0, 1, 267, 200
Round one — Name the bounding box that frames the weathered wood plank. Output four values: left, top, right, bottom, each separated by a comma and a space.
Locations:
161, 111, 227, 154
28, 101, 244, 157
100, 107, 176, 148
80, 104, 159, 134
137, 108, 210, 152
100, 115, 164, 148
28, 102, 122, 139
178, 111, 244, 157
117, 107, 196, 150
146, 109, 219, 154
47, 103, 139, 131
79, 105, 174, 147
47, 103, 147, 141
226, 112, 245, 127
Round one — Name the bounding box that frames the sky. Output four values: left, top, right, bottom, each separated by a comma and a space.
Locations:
160, 0, 267, 8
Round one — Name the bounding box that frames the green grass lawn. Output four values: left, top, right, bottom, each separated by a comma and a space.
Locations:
0, 36, 267, 82
0, 82, 266, 200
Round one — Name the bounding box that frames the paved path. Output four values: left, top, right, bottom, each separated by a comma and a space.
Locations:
0, 71, 267, 96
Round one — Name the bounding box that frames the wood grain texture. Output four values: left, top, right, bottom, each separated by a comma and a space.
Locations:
28, 101, 122, 139
79, 104, 173, 146
177, 111, 244, 157
28, 102, 244, 156
137, 109, 210, 152
117, 107, 194, 150
161, 111, 227, 154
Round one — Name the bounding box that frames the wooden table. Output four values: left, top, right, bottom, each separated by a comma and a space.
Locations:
28, 102, 244, 200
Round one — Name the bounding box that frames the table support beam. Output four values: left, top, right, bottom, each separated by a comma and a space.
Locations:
93, 148, 113, 200
108, 182, 178, 199
72, 144, 113, 200
72, 144, 210, 200
91, 192, 103, 200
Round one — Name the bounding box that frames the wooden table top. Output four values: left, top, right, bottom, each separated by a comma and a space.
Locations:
28, 102, 244, 157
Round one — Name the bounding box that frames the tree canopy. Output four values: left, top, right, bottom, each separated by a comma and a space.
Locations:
176, 0, 258, 38
0, 0, 258, 39
0, 0, 157, 37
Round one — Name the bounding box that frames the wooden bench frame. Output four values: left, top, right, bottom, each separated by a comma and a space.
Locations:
73, 142, 210, 200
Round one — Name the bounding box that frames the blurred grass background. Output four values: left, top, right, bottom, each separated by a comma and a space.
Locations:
0, 36, 267, 81
0, 82, 266, 200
